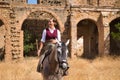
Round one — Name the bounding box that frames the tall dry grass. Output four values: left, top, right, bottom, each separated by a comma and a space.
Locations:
0, 56, 120, 80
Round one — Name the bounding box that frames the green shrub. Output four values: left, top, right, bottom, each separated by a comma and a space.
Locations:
111, 23, 120, 41
24, 30, 36, 56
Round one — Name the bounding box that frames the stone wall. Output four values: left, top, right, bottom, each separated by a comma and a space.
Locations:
0, 0, 120, 61
99, 0, 116, 7
0, 23, 5, 49
69, 0, 119, 7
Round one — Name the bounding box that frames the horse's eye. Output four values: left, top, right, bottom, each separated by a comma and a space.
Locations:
57, 48, 62, 54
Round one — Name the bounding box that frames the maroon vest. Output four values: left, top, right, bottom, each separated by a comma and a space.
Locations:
46, 28, 57, 40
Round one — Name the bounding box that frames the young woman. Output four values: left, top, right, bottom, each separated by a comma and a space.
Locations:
37, 18, 61, 72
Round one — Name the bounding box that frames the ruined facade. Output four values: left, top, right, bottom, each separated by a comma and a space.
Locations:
0, 0, 120, 61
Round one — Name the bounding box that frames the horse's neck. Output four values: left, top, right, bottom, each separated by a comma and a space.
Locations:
49, 47, 56, 61
49, 47, 58, 73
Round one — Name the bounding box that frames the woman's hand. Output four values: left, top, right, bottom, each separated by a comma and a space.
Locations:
37, 49, 41, 56
50, 39, 57, 43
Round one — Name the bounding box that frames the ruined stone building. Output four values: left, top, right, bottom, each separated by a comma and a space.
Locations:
0, 0, 120, 61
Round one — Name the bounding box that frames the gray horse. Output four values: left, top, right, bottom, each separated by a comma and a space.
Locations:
38, 40, 70, 80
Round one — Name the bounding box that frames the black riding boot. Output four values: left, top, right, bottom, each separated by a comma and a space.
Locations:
37, 49, 51, 73
37, 54, 45, 72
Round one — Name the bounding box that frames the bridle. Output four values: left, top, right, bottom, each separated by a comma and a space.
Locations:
56, 42, 69, 71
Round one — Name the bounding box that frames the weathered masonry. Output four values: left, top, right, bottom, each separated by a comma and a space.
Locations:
0, 0, 120, 61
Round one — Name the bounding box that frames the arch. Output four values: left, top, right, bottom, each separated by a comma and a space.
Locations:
109, 17, 120, 55
0, 16, 9, 61
20, 9, 64, 57
19, 9, 64, 32
77, 18, 98, 58
73, 12, 102, 37
0, 20, 4, 26
0, 16, 8, 29
21, 19, 49, 56
74, 12, 100, 27
77, 18, 97, 27
103, 12, 120, 24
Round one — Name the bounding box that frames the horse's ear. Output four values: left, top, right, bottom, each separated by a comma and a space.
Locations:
65, 39, 70, 46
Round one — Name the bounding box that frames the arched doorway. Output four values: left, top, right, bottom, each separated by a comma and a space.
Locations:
0, 20, 5, 60
22, 11, 59, 57
77, 19, 98, 58
110, 17, 120, 55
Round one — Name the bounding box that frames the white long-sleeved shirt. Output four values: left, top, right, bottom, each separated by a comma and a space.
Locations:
41, 28, 61, 43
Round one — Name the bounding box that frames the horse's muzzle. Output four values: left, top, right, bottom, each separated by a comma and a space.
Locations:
60, 61, 69, 70
62, 63, 68, 69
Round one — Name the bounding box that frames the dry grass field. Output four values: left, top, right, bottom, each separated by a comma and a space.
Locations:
0, 56, 120, 80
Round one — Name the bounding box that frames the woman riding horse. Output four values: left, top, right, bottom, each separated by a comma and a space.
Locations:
37, 18, 68, 76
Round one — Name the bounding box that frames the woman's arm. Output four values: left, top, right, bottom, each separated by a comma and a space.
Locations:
37, 29, 46, 56
37, 41, 44, 56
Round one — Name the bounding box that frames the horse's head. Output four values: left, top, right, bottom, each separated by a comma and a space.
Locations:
56, 40, 70, 70
41, 40, 70, 79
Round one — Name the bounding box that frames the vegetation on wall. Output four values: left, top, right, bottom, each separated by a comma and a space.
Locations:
24, 30, 38, 56
111, 23, 120, 41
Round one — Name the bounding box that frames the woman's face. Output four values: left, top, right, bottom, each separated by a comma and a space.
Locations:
48, 19, 55, 26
